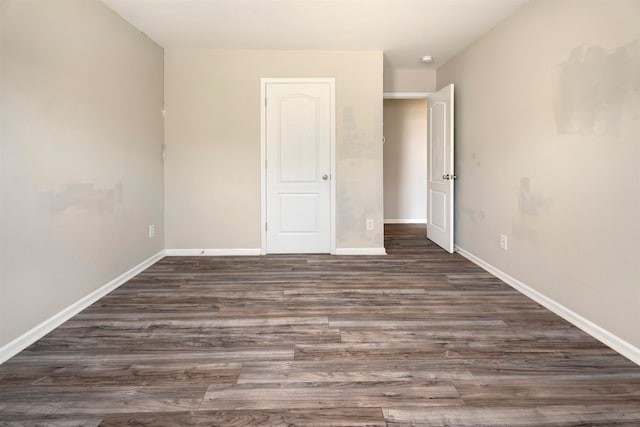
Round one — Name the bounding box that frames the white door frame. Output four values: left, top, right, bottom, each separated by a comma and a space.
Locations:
260, 78, 337, 255
383, 91, 456, 251
382, 92, 432, 226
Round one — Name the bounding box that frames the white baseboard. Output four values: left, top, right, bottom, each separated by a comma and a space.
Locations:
335, 247, 387, 256
455, 245, 640, 366
165, 248, 261, 256
384, 219, 427, 224
0, 250, 165, 365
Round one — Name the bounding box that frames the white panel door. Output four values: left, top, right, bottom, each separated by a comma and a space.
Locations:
427, 84, 455, 253
265, 82, 332, 253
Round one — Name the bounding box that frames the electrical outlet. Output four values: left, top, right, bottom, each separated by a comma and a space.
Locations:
500, 234, 508, 251
148, 224, 155, 238
366, 219, 374, 231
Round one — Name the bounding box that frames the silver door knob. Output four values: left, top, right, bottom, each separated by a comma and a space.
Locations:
322, 174, 329, 180
443, 174, 450, 180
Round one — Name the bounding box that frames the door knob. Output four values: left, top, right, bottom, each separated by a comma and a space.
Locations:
442, 174, 450, 180
322, 174, 329, 180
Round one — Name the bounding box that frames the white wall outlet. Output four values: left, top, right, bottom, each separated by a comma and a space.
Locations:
366, 219, 374, 231
500, 234, 508, 250
148, 224, 155, 238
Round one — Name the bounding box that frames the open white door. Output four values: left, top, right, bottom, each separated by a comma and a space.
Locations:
427, 84, 455, 253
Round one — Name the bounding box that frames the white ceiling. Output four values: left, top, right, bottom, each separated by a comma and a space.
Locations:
102, 0, 528, 69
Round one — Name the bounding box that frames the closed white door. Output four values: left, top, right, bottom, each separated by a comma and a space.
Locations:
427, 84, 455, 253
265, 81, 333, 254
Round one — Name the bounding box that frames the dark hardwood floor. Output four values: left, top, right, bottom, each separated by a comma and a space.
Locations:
1, 224, 639, 426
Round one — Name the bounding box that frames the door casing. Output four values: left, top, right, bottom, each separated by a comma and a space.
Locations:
260, 78, 336, 255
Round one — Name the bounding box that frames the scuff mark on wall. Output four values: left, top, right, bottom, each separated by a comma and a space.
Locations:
339, 106, 378, 160
511, 221, 540, 244
518, 177, 552, 216
554, 39, 640, 135
470, 152, 481, 167
512, 177, 552, 244
459, 204, 485, 222
337, 100, 383, 247
44, 181, 124, 214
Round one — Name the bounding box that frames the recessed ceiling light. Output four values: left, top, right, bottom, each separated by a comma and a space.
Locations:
420, 55, 434, 64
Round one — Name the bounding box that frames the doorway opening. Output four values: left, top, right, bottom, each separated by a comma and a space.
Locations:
383, 97, 429, 225
383, 87, 456, 254
383, 92, 429, 254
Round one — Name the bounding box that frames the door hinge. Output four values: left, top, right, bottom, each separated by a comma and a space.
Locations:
265, 97, 267, 107
265, 222, 268, 231
265, 159, 267, 169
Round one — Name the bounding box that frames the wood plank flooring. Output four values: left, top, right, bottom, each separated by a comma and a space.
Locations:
1, 224, 639, 426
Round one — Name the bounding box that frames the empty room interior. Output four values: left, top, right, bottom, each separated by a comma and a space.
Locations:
1, 0, 640, 425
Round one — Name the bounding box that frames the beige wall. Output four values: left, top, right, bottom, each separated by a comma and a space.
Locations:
164, 49, 384, 250
384, 67, 436, 93
383, 99, 428, 221
0, 0, 164, 347
437, 0, 640, 347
